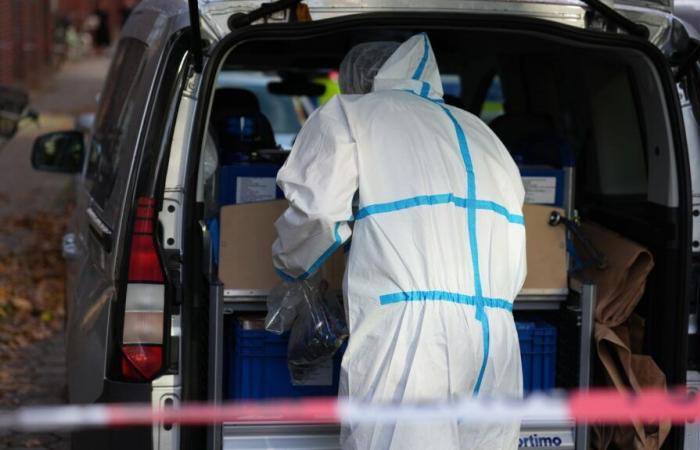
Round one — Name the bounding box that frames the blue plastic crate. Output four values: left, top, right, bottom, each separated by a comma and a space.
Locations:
225, 315, 343, 400
219, 163, 284, 206
518, 166, 565, 207
226, 316, 554, 398
516, 322, 535, 392
517, 320, 557, 393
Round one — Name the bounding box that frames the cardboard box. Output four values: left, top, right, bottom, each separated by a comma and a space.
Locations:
218, 200, 345, 292
219, 200, 288, 291
218, 201, 566, 294
521, 204, 568, 293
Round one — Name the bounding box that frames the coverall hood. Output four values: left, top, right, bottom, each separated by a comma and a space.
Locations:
373, 33, 444, 101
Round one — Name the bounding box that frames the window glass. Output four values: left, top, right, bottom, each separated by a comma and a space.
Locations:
441, 74, 463, 109
216, 71, 320, 150
480, 75, 505, 123
442, 74, 461, 97
85, 38, 148, 209
248, 85, 302, 135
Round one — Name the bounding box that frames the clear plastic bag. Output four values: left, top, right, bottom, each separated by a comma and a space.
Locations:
265, 275, 318, 334
265, 275, 348, 384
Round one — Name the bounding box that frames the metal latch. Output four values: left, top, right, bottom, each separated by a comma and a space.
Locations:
228, 0, 304, 30
549, 211, 608, 270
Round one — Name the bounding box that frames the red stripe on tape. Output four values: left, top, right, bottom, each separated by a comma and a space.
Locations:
106, 397, 340, 427
569, 388, 697, 424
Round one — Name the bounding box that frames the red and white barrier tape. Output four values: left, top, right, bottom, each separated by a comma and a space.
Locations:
2, 388, 699, 432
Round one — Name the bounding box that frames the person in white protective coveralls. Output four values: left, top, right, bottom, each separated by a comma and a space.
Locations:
272, 33, 526, 450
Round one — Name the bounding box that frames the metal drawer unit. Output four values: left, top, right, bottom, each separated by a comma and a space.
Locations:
211, 278, 596, 450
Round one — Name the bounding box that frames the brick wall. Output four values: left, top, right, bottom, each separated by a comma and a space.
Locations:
56, 0, 132, 44
19, 0, 52, 87
0, 0, 14, 86
57, 0, 101, 30
0, 0, 136, 88
0, 0, 53, 88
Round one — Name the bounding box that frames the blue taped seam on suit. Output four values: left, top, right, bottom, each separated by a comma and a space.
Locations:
380, 89, 520, 395
402, 89, 443, 103
401, 77, 498, 394
475, 199, 525, 224
419, 81, 431, 98
411, 34, 430, 81
275, 222, 343, 281
438, 102, 489, 395
355, 193, 524, 225
275, 268, 296, 282
474, 306, 490, 394
380, 289, 504, 395
439, 106, 481, 295
379, 291, 512, 311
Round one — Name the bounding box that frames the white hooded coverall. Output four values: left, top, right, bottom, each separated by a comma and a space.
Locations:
273, 34, 526, 449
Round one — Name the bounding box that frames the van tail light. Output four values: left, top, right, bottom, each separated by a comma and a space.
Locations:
121, 345, 163, 380
128, 197, 163, 283
121, 197, 165, 381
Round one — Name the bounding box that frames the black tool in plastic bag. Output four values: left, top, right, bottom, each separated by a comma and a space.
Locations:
265, 274, 348, 384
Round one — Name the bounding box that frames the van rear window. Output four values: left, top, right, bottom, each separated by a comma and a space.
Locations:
86, 37, 148, 210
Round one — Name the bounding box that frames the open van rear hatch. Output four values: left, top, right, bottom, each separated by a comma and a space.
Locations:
194, 0, 675, 42
173, 4, 693, 448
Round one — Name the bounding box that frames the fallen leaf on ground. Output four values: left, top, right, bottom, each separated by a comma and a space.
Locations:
0, 205, 73, 403
0, 287, 9, 306
10, 297, 32, 312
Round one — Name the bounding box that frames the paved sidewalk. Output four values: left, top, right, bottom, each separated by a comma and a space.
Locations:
0, 55, 110, 449
0, 55, 109, 218
0, 333, 69, 450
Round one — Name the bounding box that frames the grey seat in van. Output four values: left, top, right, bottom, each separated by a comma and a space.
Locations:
210, 88, 277, 163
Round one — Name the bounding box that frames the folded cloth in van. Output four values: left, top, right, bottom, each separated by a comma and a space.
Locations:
575, 223, 668, 449
593, 316, 669, 450
580, 223, 654, 327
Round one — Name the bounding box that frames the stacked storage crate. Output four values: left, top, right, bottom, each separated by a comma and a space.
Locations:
517, 321, 557, 392
225, 315, 557, 399
224, 315, 342, 399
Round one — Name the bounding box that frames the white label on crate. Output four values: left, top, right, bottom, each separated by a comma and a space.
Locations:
522, 176, 557, 204
293, 359, 333, 386
519, 431, 570, 448
236, 177, 276, 203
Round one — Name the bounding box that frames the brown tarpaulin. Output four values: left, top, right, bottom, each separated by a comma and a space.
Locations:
576, 223, 669, 449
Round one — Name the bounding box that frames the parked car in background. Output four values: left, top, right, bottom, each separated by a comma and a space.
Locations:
0, 86, 37, 148
216, 71, 316, 149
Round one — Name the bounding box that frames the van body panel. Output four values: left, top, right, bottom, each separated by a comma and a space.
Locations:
65, 5, 188, 405
681, 91, 700, 251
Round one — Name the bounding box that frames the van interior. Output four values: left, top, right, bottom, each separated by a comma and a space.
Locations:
187, 22, 690, 448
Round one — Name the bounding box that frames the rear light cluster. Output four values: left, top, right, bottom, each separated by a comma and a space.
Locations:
121, 197, 165, 381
